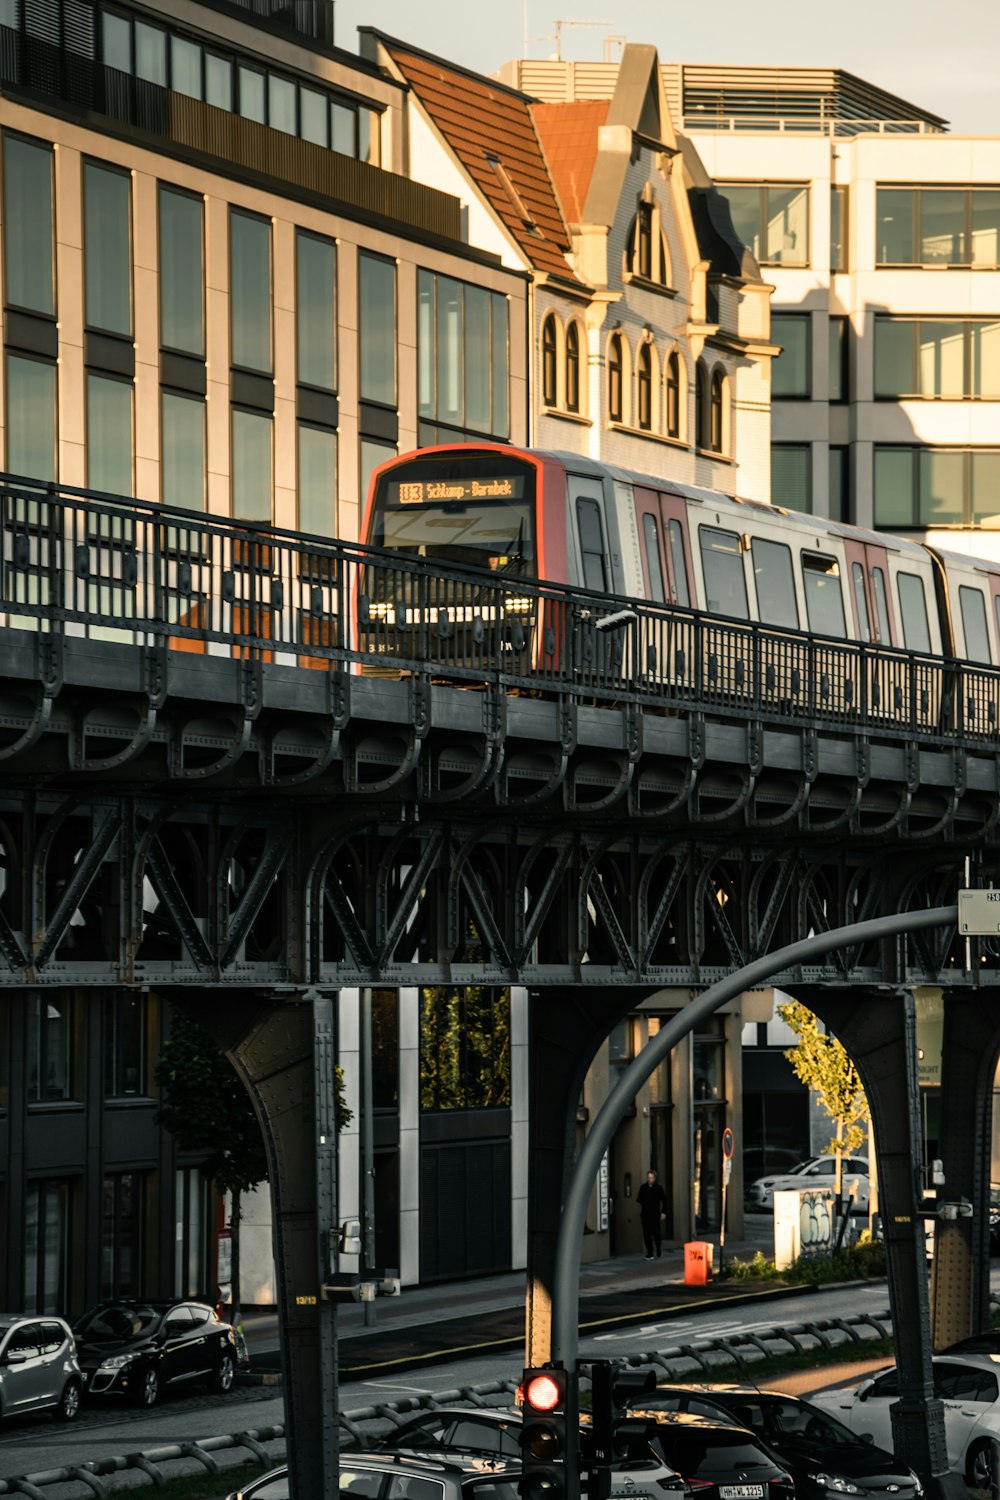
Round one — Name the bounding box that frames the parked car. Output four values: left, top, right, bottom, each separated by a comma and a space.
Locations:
990, 1184, 1000, 1254
746, 1157, 870, 1212
73, 1299, 238, 1408
0, 1314, 81, 1423
813, 1354, 1000, 1487
626, 1409, 795, 1500
368, 1403, 686, 1494
631, 1384, 923, 1500
227, 1454, 524, 1500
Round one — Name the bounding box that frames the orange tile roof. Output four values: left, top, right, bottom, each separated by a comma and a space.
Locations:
382, 41, 580, 283
532, 101, 608, 226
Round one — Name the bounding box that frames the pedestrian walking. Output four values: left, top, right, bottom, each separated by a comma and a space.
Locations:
636, 1169, 668, 1259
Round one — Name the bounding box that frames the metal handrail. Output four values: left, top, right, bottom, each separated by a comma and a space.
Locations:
0, 471, 995, 750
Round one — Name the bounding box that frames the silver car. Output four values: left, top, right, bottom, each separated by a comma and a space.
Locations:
0, 1314, 82, 1423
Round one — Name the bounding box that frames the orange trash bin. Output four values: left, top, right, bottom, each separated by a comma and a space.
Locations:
683, 1240, 714, 1286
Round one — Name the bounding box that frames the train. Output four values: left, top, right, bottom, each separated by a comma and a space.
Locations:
357, 442, 1000, 736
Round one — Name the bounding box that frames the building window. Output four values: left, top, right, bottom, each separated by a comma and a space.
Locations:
205, 53, 233, 111
104, 994, 146, 1097
101, 1173, 144, 1298
174, 1167, 213, 1297
416, 270, 508, 441
27, 995, 74, 1102
296, 231, 336, 391
565, 322, 581, 413
6, 354, 56, 481
87, 373, 133, 493
710, 369, 725, 452
161, 391, 205, 510
627, 198, 669, 283
829, 317, 849, 403
829, 446, 848, 522
24, 1181, 71, 1313
637, 342, 653, 430
232, 408, 272, 521
666, 351, 681, 437
831, 185, 849, 272
134, 20, 166, 85
159, 187, 204, 357
541, 314, 558, 407
876, 187, 1000, 268
360, 437, 396, 509
268, 73, 296, 135
771, 314, 811, 399
772, 444, 812, 513
298, 424, 336, 535
360, 253, 396, 408
874, 445, 1000, 528
608, 334, 623, 423
718, 183, 809, 267
420, 986, 510, 1111
230, 210, 272, 374
3, 135, 54, 316
874, 317, 1000, 399
170, 35, 201, 99
636, 202, 653, 279
695, 361, 707, 448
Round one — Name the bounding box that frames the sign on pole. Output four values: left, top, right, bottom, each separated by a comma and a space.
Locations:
958, 888, 1000, 933
722, 1126, 734, 1160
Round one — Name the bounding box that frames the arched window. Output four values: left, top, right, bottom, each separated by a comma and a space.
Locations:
565, 322, 580, 413
542, 314, 558, 407
666, 351, 680, 438
637, 343, 652, 431
696, 360, 708, 448
608, 333, 623, 423
637, 203, 653, 279
710, 369, 726, 453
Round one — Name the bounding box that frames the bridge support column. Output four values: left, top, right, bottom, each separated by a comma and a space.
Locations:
526, 987, 653, 1366
806, 988, 964, 1500
932, 988, 1000, 1348
175, 991, 339, 1500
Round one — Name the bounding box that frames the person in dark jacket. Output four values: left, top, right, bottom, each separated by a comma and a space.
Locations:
636, 1169, 668, 1259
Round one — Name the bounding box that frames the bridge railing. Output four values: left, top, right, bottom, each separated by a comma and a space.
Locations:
0, 472, 996, 747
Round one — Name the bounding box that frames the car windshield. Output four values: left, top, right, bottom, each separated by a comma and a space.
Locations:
658, 1432, 774, 1476
75, 1304, 163, 1338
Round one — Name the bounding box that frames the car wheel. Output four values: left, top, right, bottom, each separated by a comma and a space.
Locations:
212, 1352, 235, 1394
56, 1379, 81, 1422
966, 1441, 994, 1491
135, 1366, 159, 1409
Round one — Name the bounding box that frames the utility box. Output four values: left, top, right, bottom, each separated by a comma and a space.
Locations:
774, 1187, 835, 1269
683, 1240, 714, 1285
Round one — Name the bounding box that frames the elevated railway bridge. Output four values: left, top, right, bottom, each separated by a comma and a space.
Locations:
0, 473, 998, 1498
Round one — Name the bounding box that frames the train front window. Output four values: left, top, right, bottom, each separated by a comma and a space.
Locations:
370, 456, 535, 575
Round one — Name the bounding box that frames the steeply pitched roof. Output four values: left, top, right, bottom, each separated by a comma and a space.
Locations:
531, 101, 608, 226
377, 37, 580, 283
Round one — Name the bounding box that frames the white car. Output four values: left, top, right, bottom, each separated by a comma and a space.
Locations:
746, 1155, 870, 1211
812, 1355, 1000, 1487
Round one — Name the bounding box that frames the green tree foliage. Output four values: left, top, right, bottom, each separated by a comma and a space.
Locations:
778, 998, 869, 1204
420, 985, 511, 1110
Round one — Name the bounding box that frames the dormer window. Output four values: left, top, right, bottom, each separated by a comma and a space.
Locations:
627, 193, 671, 286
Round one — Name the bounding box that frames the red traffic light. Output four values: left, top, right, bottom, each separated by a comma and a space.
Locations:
524, 1373, 563, 1412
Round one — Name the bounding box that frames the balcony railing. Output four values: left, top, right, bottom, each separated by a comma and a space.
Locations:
0, 471, 995, 749
681, 113, 944, 137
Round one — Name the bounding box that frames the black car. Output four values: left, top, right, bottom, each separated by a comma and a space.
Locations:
627, 1410, 795, 1500
73, 1299, 238, 1407
636, 1386, 923, 1500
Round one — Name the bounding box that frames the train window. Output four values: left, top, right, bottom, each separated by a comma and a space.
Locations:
751, 538, 798, 628
699, 526, 748, 619
897, 571, 931, 654
642, 513, 666, 603
851, 562, 872, 643
959, 585, 991, 663
668, 520, 690, 606
872, 567, 891, 644
802, 553, 846, 637
577, 497, 608, 592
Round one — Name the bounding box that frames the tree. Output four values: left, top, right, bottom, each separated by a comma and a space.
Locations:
777, 998, 871, 1228
155, 1007, 351, 1360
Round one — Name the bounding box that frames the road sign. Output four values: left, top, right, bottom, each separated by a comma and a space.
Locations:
722, 1158, 732, 1186
722, 1126, 734, 1160
958, 888, 1000, 934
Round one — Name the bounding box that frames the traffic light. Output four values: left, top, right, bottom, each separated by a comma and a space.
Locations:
518, 1365, 579, 1500
582, 1362, 657, 1500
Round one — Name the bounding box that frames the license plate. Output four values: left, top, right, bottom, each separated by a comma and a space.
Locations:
719, 1487, 765, 1498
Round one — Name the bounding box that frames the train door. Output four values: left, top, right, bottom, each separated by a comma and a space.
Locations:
633, 488, 694, 695
568, 473, 623, 685
843, 538, 898, 721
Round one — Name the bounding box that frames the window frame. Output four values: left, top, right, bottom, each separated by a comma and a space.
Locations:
771, 313, 811, 401
2, 131, 56, 319
158, 183, 205, 358
875, 186, 1000, 270
608, 333, 624, 425
717, 181, 810, 268
565, 321, 581, 414
295, 228, 337, 393
665, 350, 681, 438
637, 341, 653, 431
541, 313, 558, 408
82, 156, 134, 340
229, 206, 273, 376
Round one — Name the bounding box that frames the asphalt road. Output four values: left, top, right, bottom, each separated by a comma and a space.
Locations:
0, 1279, 899, 1482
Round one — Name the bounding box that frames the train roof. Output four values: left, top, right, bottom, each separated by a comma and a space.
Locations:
542, 450, 931, 562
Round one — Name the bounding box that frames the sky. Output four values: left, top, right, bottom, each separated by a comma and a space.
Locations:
334, 0, 1000, 135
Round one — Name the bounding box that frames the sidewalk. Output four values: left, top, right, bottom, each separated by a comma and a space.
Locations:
241, 1215, 813, 1378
